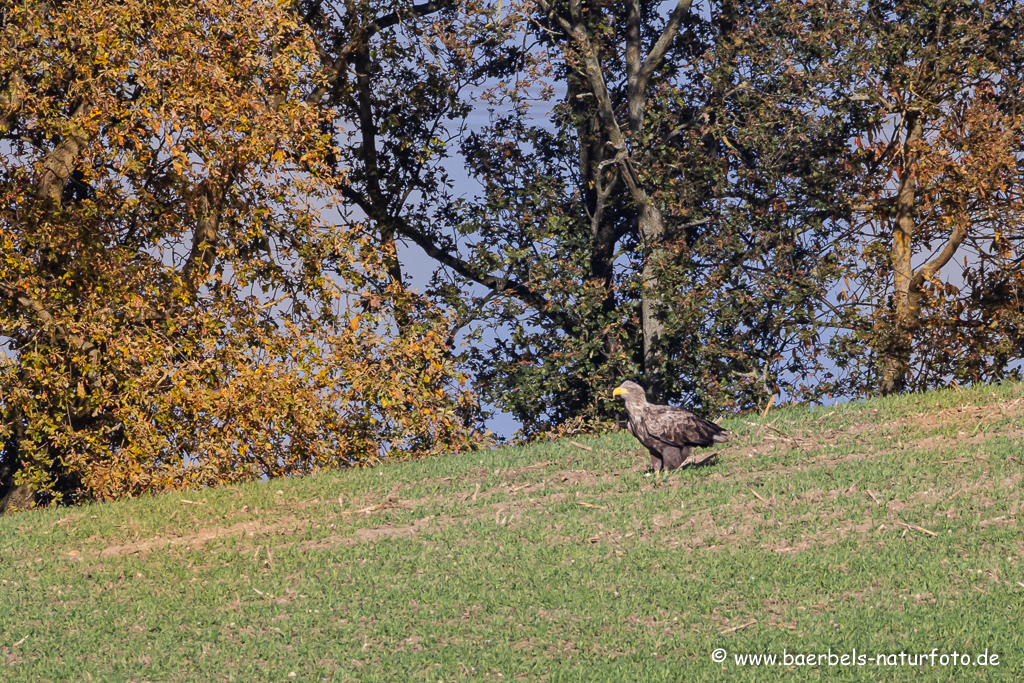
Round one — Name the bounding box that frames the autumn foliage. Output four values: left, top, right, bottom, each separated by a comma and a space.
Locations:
0, 0, 481, 508
823, 0, 1024, 396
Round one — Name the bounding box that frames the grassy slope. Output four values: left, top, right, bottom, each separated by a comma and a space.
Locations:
2, 383, 1024, 681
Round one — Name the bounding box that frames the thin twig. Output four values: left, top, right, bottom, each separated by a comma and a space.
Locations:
748, 487, 766, 503
570, 441, 593, 451
899, 521, 938, 537
742, 420, 790, 437
720, 619, 757, 634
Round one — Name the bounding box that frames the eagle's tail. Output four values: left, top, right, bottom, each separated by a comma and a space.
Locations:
703, 417, 730, 444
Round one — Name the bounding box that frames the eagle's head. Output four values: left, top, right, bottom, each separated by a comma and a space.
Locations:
612, 381, 647, 409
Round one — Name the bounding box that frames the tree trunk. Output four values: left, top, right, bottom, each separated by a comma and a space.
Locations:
638, 201, 667, 400
537, 0, 691, 401
0, 405, 34, 514
573, 79, 622, 370
875, 14, 961, 396
353, 36, 403, 288
879, 111, 924, 395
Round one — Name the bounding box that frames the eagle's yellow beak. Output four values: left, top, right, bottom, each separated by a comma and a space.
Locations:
612, 387, 627, 397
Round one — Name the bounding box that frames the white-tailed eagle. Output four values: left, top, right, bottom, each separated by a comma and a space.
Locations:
613, 381, 729, 472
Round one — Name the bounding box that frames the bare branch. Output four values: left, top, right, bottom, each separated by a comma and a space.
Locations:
0, 72, 25, 133
637, 0, 693, 89
1, 286, 103, 388
306, 0, 457, 104
36, 102, 89, 206
912, 223, 968, 289
337, 184, 556, 320
181, 184, 225, 291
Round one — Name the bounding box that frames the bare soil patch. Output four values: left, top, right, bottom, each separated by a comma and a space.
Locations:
98, 517, 303, 558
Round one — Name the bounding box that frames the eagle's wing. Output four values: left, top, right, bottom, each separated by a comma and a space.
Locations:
644, 405, 728, 447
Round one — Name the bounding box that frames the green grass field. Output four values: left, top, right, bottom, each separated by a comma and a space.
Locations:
2, 382, 1024, 681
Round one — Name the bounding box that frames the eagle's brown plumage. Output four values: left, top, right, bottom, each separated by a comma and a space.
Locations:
613, 381, 729, 472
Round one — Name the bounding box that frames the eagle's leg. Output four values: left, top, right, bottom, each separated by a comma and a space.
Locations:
661, 446, 686, 471
649, 451, 664, 473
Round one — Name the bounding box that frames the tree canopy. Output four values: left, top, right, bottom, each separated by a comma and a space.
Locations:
0, 0, 482, 509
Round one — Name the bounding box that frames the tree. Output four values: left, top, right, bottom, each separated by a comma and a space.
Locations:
0, 0, 481, 510
426, 0, 861, 433
828, 0, 1024, 395
533, 0, 693, 402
